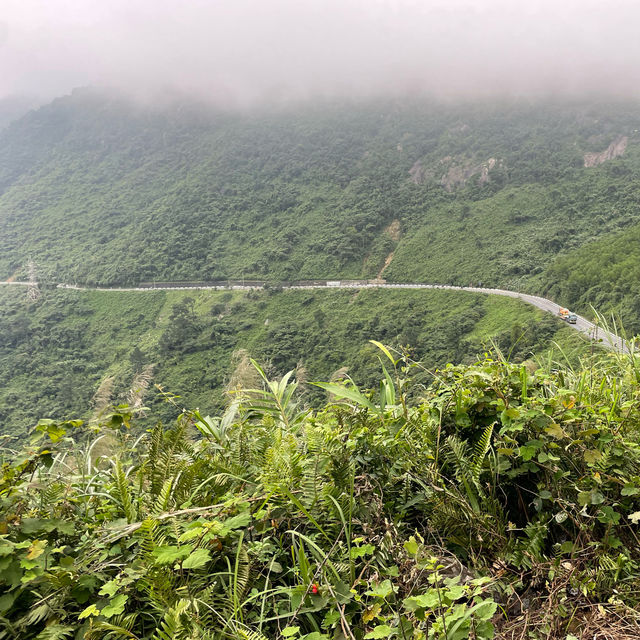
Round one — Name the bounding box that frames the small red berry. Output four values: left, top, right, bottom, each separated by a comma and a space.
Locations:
311, 583, 319, 594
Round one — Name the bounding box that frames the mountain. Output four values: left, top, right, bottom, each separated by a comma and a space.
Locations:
1, 90, 640, 307
1, 90, 639, 431
0, 94, 38, 131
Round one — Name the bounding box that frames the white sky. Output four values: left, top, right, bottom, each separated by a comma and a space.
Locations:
1, 0, 639, 104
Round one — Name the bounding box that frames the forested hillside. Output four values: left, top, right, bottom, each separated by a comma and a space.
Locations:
2, 90, 640, 316
546, 224, 640, 334
0, 285, 584, 436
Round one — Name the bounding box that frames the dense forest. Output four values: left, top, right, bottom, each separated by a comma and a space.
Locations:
2, 344, 640, 639
4, 91, 640, 433
0, 284, 585, 437
1, 91, 640, 314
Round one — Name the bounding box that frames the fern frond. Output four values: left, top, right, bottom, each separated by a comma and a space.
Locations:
19, 603, 51, 627
34, 625, 75, 640
113, 459, 136, 523
83, 620, 139, 640
150, 599, 191, 640
235, 629, 271, 640
471, 423, 495, 485
153, 478, 174, 515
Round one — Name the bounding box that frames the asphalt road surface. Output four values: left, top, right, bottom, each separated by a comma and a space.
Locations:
2, 279, 629, 353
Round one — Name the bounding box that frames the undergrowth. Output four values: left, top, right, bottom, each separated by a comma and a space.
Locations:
2, 342, 640, 639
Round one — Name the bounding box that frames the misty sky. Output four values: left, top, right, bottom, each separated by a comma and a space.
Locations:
2, 0, 640, 105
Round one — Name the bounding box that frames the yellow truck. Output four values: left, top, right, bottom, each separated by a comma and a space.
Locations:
559, 308, 578, 324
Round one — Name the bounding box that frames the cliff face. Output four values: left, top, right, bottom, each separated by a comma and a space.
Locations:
583, 136, 628, 167
440, 157, 498, 191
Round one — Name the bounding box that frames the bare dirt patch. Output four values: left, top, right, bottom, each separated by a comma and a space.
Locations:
377, 251, 395, 280
385, 219, 401, 242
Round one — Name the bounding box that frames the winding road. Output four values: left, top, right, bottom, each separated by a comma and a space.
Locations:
2, 279, 629, 353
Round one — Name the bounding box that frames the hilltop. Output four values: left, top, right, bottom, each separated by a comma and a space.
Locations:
2, 345, 640, 639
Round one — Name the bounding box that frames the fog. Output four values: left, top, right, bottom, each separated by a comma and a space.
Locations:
2, 0, 640, 106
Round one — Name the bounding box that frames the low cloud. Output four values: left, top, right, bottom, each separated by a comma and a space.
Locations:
2, 0, 640, 106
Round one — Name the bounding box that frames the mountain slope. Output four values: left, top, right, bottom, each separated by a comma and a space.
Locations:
2, 91, 640, 307
0, 284, 584, 435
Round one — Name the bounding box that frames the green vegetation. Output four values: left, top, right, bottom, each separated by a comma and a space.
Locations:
546, 223, 640, 334
2, 91, 640, 323
2, 344, 640, 638
0, 285, 585, 436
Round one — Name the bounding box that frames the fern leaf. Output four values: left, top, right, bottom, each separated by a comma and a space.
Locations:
113, 459, 136, 523
150, 599, 191, 640
34, 625, 75, 640
471, 423, 494, 485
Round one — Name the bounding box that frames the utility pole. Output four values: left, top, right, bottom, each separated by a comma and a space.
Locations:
26, 260, 41, 302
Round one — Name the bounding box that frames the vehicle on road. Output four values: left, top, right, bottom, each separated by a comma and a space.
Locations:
559, 308, 570, 320
568, 313, 578, 324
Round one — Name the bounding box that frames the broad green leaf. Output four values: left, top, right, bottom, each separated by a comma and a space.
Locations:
101, 594, 128, 618
473, 599, 498, 621
282, 627, 300, 637
365, 579, 394, 599
26, 539, 46, 560
362, 603, 381, 623
403, 537, 419, 556
364, 624, 397, 639
578, 490, 604, 506
584, 450, 602, 464
544, 423, 566, 439
179, 527, 204, 542
98, 579, 120, 597
152, 545, 192, 565
403, 591, 440, 611
78, 604, 100, 620
445, 584, 466, 601
223, 512, 252, 530
519, 445, 536, 461
182, 548, 211, 569
350, 543, 375, 559
628, 511, 640, 524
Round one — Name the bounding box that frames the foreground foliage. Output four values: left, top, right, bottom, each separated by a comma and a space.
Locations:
2, 344, 640, 639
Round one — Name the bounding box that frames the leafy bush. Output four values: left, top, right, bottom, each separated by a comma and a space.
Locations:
2, 344, 640, 638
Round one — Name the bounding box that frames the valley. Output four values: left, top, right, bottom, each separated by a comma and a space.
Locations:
1, 87, 640, 640
0, 282, 587, 436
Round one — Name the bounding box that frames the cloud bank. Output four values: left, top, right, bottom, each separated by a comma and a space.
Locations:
1, 0, 639, 105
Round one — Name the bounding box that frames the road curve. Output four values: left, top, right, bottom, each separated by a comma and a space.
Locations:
1, 279, 629, 353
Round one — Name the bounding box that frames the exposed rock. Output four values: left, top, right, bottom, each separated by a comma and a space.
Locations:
410, 156, 499, 190
441, 157, 498, 192
478, 158, 497, 184
408, 160, 428, 184
583, 136, 628, 167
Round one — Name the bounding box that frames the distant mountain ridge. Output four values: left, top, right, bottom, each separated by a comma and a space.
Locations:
0, 94, 39, 132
